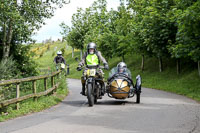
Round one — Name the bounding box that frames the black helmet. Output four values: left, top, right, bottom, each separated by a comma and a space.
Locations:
87, 42, 96, 54
117, 62, 127, 73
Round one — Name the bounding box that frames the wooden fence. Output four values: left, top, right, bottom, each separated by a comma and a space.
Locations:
0, 70, 62, 110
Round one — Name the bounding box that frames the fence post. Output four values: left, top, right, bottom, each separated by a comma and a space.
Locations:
16, 83, 20, 110
51, 76, 54, 87
51, 76, 55, 94
67, 64, 69, 75
44, 78, 47, 90
33, 80, 37, 102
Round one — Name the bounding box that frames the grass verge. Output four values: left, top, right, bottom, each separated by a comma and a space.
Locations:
0, 74, 68, 122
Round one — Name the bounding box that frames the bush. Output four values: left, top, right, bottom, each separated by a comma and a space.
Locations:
11, 44, 38, 77
0, 57, 19, 80
61, 47, 65, 55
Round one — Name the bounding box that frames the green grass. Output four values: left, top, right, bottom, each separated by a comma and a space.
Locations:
34, 41, 69, 71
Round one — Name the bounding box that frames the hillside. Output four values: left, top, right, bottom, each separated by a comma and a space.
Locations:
32, 41, 200, 102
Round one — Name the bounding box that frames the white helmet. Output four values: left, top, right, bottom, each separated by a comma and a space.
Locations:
117, 62, 127, 73
57, 51, 62, 55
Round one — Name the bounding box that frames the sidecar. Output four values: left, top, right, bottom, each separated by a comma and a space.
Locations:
106, 67, 142, 103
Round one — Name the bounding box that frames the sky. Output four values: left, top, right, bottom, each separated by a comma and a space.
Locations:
32, 0, 120, 43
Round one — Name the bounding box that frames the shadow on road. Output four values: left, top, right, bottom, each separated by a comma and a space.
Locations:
61, 100, 86, 107
61, 98, 137, 107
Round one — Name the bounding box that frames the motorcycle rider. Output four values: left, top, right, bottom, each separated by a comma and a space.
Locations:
54, 51, 67, 75
77, 42, 109, 95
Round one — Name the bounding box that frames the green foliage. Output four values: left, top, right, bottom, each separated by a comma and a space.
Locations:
169, 1, 200, 62
60, 0, 200, 75
129, 0, 176, 58
0, 57, 18, 80
61, 47, 65, 56
0, 0, 68, 79
11, 44, 38, 77
0, 0, 68, 42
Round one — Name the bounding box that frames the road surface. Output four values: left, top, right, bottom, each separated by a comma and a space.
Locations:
0, 78, 199, 133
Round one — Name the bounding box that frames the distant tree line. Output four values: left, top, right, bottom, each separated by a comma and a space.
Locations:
60, 0, 200, 76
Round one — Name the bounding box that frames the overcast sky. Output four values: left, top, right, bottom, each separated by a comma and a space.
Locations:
32, 0, 120, 43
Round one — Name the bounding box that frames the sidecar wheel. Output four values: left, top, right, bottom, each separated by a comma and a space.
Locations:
136, 93, 140, 104
94, 96, 97, 104
87, 83, 94, 107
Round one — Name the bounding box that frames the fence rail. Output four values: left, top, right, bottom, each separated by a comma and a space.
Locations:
0, 70, 62, 109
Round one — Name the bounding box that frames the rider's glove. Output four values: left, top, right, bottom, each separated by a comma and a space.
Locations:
77, 65, 82, 71
104, 64, 109, 70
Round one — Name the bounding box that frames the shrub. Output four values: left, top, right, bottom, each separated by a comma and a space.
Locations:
11, 44, 38, 77
61, 47, 65, 55
0, 57, 18, 80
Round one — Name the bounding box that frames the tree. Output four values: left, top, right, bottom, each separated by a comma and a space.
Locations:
112, 0, 132, 61
61, 0, 110, 59
0, 0, 69, 61
128, 0, 154, 71
128, 0, 176, 72
169, 1, 200, 76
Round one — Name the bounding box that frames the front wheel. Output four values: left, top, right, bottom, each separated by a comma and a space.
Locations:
87, 83, 94, 107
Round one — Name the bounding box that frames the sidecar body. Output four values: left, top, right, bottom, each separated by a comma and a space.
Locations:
106, 67, 142, 102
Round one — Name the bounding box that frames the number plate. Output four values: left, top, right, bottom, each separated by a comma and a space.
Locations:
87, 69, 96, 76
61, 63, 65, 69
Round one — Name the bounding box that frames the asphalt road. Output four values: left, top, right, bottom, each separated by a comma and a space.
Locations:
0, 78, 200, 133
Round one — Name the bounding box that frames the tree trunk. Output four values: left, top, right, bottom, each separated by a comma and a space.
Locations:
72, 47, 74, 58
198, 61, 200, 77
3, 45, 10, 60
122, 55, 125, 62
158, 57, 163, 72
141, 55, 144, 72
80, 49, 83, 60
2, 20, 13, 60
2, 22, 7, 60
177, 58, 181, 74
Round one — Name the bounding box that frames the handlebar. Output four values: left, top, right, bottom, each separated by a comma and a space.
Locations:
77, 65, 105, 71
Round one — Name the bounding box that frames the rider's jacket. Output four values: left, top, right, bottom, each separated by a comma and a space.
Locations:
78, 51, 108, 67
54, 55, 66, 64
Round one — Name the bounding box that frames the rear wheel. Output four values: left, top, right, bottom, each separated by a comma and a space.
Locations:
87, 83, 94, 107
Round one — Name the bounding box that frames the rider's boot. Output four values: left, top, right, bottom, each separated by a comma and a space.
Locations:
80, 77, 86, 96
101, 83, 105, 96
